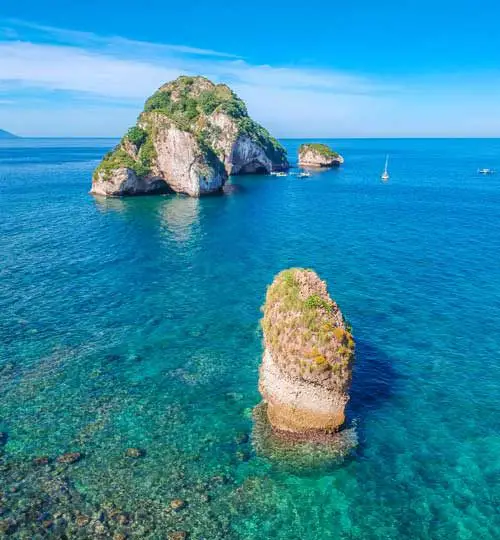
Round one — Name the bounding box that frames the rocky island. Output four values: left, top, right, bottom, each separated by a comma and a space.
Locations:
0, 128, 19, 139
298, 143, 344, 168
258, 268, 355, 439
91, 76, 288, 197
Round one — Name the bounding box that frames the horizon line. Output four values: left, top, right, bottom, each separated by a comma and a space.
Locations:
5, 136, 500, 140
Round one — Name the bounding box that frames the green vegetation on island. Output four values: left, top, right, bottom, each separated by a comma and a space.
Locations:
94, 76, 287, 182
262, 268, 354, 388
94, 125, 157, 180
298, 143, 339, 158
144, 76, 286, 165
144, 76, 248, 124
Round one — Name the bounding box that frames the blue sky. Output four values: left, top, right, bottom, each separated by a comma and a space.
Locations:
1, 1, 500, 137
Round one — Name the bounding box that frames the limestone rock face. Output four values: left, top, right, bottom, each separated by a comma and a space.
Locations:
259, 268, 355, 437
91, 76, 288, 197
150, 118, 226, 197
90, 167, 169, 197
298, 143, 344, 168
207, 111, 287, 174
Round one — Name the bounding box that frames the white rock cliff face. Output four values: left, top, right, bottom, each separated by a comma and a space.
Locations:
259, 349, 349, 436
91, 76, 288, 198
228, 135, 273, 174
208, 112, 275, 174
298, 146, 344, 168
152, 122, 226, 197
90, 168, 169, 197
91, 118, 226, 198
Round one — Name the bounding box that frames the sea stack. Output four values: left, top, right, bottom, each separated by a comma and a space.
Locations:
91, 76, 289, 197
259, 268, 354, 438
298, 143, 344, 168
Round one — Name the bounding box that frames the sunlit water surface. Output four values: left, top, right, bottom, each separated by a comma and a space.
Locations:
1, 138, 500, 539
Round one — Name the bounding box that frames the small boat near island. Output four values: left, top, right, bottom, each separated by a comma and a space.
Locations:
297, 171, 312, 178
478, 168, 495, 175
381, 155, 390, 181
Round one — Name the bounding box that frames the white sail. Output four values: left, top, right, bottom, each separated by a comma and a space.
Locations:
382, 155, 389, 180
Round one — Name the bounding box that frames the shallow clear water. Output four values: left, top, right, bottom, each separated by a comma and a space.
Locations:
1, 138, 500, 539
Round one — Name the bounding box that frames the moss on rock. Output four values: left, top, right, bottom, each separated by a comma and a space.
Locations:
142, 76, 286, 164
261, 268, 354, 392
93, 124, 157, 181
298, 143, 339, 158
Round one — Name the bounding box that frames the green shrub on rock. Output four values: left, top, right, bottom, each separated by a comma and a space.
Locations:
126, 126, 147, 147
261, 268, 355, 391
92, 75, 289, 193
299, 143, 339, 158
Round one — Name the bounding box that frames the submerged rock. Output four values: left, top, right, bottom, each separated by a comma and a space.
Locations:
169, 499, 186, 511
124, 447, 144, 459
236, 450, 251, 462
56, 452, 82, 464
32, 456, 50, 466
75, 514, 91, 527
252, 402, 358, 469
258, 268, 354, 439
114, 512, 129, 525
235, 432, 249, 444
167, 531, 188, 540
0, 518, 17, 535
91, 76, 288, 198
298, 143, 344, 168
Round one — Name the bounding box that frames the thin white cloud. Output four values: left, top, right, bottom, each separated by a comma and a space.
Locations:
0, 40, 390, 102
5, 19, 241, 59
215, 60, 398, 95
0, 41, 182, 99
0, 20, 499, 136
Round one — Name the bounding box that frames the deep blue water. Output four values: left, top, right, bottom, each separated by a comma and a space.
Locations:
1, 138, 500, 539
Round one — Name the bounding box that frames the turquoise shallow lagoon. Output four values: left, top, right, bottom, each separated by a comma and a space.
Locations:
1, 138, 500, 538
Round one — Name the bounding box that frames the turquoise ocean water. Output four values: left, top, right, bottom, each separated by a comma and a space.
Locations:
1, 138, 500, 538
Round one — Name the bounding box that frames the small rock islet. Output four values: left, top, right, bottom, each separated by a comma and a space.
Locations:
298, 143, 344, 168
258, 268, 355, 439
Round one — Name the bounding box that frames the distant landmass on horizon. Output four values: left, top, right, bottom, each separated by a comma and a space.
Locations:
0, 128, 19, 139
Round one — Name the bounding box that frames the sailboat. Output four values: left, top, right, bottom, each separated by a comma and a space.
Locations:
381, 155, 389, 181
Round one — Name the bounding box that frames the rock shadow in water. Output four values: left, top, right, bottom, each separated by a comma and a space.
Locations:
345, 338, 400, 458
348, 339, 398, 416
